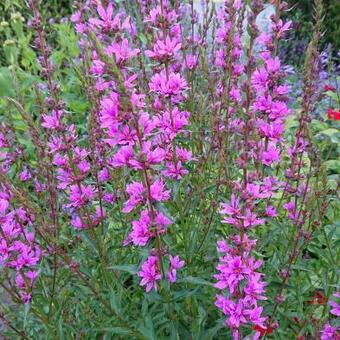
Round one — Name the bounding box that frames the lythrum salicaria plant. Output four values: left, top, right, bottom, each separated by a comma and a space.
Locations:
0, 0, 338, 339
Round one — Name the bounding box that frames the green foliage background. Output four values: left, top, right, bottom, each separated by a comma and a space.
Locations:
288, 0, 340, 51
0, 0, 73, 65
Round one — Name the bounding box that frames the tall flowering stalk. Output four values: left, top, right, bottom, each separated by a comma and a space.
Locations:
25, 0, 108, 245
0, 128, 41, 302
72, 0, 190, 292
138, 0, 192, 288
266, 1, 333, 330
214, 0, 292, 338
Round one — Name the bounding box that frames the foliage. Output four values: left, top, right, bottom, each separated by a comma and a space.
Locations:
0, 0, 73, 65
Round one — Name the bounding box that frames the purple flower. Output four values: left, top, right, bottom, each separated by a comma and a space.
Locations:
145, 36, 181, 61
105, 38, 140, 64
19, 169, 31, 182
109, 146, 134, 168
321, 324, 339, 340
68, 184, 95, 208
214, 255, 250, 293
215, 296, 247, 329
150, 179, 171, 202
138, 255, 162, 292
123, 182, 144, 213
0, 198, 9, 215
149, 70, 187, 97
244, 306, 266, 327
261, 143, 281, 166
329, 292, 340, 317
89, 5, 131, 32
127, 210, 171, 246
242, 210, 265, 229
167, 255, 184, 283
9, 244, 41, 271
162, 161, 188, 180
265, 205, 277, 217
185, 54, 198, 70
41, 109, 63, 129
220, 194, 240, 216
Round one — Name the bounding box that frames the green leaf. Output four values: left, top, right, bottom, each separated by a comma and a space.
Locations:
324, 160, 340, 172
169, 288, 199, 302
108, 264, 138, 275
291, 264, 313, 273
178, 276, 214, 287
80, 232, 99, 255
316, 128, 340, 143
268, 281, 293, 289
139, 315, 155, 340
201, 322, 225, 340
0, 67, 14, 97
325, 91, 339, 101
139, 33, 148, 45
99, 327, 132, 335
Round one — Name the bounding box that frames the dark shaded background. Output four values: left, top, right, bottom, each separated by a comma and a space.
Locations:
280, 0, 340, 66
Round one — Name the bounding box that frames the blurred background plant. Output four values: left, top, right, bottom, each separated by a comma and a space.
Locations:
279, 0, 340, 67
0, 0, 72, 67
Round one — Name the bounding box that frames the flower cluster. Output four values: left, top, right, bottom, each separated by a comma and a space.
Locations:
0, 128, 41, 303
28, 0, 105, 232
214, 1, 292, 338
0, 188, 41, 302
71, 0, 190, 292
213, 0, 244, 141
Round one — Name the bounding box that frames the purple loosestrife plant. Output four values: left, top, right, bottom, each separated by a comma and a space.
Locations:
0, 0, 338, 338
213, 1, 292, 338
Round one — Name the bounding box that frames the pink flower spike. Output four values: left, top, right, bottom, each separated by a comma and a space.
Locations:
145, 36, 181, 61
109, 146, 134, 168
149, 70, 187, 97
329, 293, 340, 316
123, 182, 145, 213
220, 194, 240, 216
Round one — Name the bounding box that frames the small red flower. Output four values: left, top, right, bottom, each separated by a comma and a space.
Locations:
315, 291, 327, 305
327, 108, 340, 120
324, 85, 336, 92
292, 316, 300, 324
317, 298, 327, 304
298, 336, 303, 340
254, 325, 274, 335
